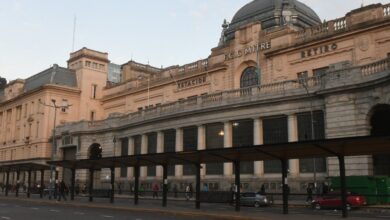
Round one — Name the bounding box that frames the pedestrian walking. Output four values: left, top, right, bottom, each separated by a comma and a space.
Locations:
306, 184, 313, 203
173, 184, 178, 198
185, 184, 190, 201
57, 180, 67, 201
203, 183, 209, 192
260, 184, 266, 195
189, 183, 193, 199
152, 183, 159, 198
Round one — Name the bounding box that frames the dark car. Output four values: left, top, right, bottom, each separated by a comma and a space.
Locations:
240, 192, 273, 207
311, 191, 367, 210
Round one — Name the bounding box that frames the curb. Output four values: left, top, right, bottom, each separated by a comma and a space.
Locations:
0, 197, 265, 220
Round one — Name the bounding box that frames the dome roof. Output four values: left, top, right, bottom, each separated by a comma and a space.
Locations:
223, 0, 321, 41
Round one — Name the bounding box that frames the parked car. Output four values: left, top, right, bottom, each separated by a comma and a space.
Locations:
240, 192, 273, 207
311, 191, 367, 210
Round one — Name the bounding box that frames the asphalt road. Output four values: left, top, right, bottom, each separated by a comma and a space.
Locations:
1, 194, 390, 220
0, 199, 209, 220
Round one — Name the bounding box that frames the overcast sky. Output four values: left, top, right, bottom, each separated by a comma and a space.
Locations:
1, 0, 390, 81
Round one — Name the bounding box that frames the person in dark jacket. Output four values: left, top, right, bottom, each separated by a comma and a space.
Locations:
57, 180, 67, 201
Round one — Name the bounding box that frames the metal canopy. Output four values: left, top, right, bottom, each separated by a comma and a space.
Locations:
0, 163, 51, 172
47, 136, 390, 170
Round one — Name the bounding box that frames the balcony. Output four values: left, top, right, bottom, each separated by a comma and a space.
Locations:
58, 58, 390, 133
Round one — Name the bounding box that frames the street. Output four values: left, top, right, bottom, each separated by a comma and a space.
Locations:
1, 195, 390, 220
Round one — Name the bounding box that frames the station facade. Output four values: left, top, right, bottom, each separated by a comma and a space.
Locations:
1, 0, 390, 193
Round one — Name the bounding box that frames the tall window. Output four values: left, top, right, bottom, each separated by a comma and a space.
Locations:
16, 106, 22, 121
147, 133, 157, 177
263, 116, 288, 173
240, 66, 259, 88
120, 138, 129, 178
183, 127, 198, 175
232, 119, 254, 174
61, 99, 68, 113
90, 111, 95, 121
205, 123, 224, 175
163, 130, 176, 176
297, 71, 308, 83
297, 111, 327, 173
133, 135, 142, 155
91, 84, 97, 99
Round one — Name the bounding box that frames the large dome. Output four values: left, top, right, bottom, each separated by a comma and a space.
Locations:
223, 0, 321, 41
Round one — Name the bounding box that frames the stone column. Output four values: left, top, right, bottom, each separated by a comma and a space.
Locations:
223, 121, 233, 176
156, 131, 164, 178
175, 128, 183, 178
288, 114, 299, 177
197, 125, 206, 176
128, 137, 135, 178
254, 118, 264, 176
140, 134, 148, 178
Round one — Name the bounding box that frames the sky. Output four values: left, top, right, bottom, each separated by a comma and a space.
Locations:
1, 0, 390, 81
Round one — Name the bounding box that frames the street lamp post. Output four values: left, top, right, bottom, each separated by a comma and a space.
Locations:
299, 77, 317, 187
40, 99, 71, 187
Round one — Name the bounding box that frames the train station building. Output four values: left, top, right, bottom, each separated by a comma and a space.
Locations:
1, 0, 390, 194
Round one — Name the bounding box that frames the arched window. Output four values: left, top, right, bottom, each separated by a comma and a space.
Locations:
89, 143, 102, 159
240, 66, 259, 88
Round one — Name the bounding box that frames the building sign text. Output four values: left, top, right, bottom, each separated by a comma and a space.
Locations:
177, 75, 207, 89
225, 42, 271, 61
301, 43, 338, 59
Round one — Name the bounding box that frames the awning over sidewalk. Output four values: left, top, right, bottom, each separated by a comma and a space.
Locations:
0, 163, 51, 172
47, 135, 390, 170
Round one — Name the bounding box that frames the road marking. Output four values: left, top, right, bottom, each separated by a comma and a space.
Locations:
1, 217, 11, 220
101, 215, 114, 218
30, 207, 39, 210
377, 216, 390, 219
0, 204, 7, 207
49, 209, 60, 212
325, 213, 340, 216
73, 212, 85, 215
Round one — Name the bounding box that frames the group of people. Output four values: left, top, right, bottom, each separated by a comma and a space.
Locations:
47, 179, 68, 201
306, 182, 330, 203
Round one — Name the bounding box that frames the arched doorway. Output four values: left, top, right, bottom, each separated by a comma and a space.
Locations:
240, 66, 260, 88
89, 143, 102, 159
370, 104, 390, 175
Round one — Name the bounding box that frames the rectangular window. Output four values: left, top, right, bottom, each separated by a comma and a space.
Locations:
6, 109, 12, 123
147, 133, 157, 177
92, 62, 98, 69
61, 99, 68, 113
99, 64, 105, 70
297, 71, 308, 83
205, 123, 224, 175
297, 111, 327, 173
0, 112, 3, 127
263, 116, 288, 173
24, 104, 28, 117
36, 121, 39, 138
16, 106, 22, 121
85, 61, 91, 67
31, 101, 35, 115
163, 129, 176, 176
183, 126, 198, 175
232, 119, 254, 174
90, 111, 95, 121
120, 138, 129, 178
313, 67, 329, 78
133, 135, 142, 155
91, 84, 97, 99
62, 135, 72, 146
